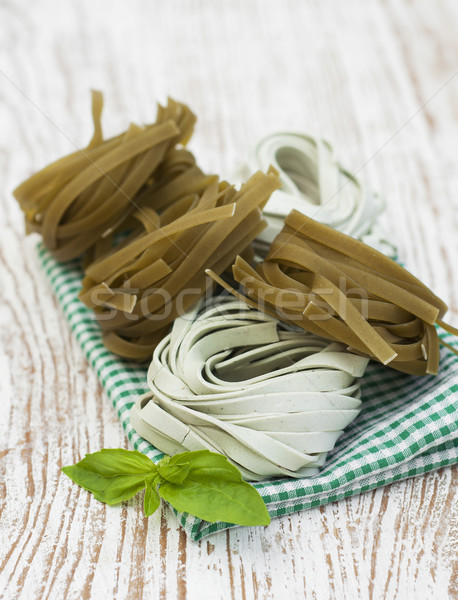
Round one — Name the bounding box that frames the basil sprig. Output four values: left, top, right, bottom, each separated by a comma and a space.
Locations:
62, 449, 270, 526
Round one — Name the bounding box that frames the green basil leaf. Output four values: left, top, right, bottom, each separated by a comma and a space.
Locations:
144, 481, 161, 517
158, 477, 270, 526
157, 454, 191, 484
61, 449, 156, 505
62, 464, 147, 505
156, 451, 270, 526
173, 449, 245, 483
70, 448, 156, 476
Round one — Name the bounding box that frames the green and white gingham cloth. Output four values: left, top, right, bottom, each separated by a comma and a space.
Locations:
38, 245, 458, 541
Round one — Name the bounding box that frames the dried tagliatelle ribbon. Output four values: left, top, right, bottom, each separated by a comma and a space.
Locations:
207, 209, 458, 376
238, 133, 395, 257
130, 297, 369, 481
79, 169, 281, 360
13, 91, 200, 261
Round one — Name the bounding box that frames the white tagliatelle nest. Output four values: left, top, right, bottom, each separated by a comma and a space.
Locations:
237, 132, 396, 258
130, 298, 370, 481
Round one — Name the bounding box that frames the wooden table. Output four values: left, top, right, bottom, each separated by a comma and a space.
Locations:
1, 1, 457, 598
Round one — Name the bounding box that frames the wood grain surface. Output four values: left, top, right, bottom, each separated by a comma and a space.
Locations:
1, 1, 457, 598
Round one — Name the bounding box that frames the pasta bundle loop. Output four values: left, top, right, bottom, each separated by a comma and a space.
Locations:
79, 169, 281, 360
208, 209, 458, 376
14, 91, 198, 261
241, 133, 395, 257
130, 298, 369, 481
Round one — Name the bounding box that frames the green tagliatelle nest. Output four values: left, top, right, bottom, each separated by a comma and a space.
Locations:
80, 170, 280, 360
208, 209, 458, 376
14, 92, 199, 262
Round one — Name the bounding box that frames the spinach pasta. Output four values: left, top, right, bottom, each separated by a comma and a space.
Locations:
208, 209, 458, 376
14, 92, 198, 261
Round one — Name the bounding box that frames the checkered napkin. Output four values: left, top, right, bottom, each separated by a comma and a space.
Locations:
38, 245, 458, 541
